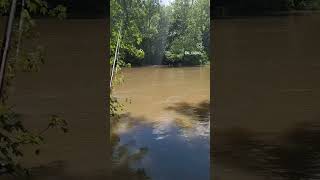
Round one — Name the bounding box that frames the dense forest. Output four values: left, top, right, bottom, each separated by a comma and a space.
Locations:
0, 0, 107, 17
214, 0, 320, 16
111, 0, 210, 67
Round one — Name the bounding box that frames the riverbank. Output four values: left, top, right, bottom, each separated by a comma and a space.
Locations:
213, 10, 320, 19
126, 64, 210, 68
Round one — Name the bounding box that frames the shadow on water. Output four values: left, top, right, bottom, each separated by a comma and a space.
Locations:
3, 160, 110, 180
165, 100, 210, 122
111, 145, 151, 180
111, 100, 210, 180
111, 67, 209, 179
111, 118, 151, 180
214, 119, 320, 180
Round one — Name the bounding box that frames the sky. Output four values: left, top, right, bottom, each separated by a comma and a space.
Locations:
161, 0, 174, 5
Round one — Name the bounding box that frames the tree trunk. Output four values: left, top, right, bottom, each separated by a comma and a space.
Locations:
110, 26, 122, 88
0, 0, 18, 102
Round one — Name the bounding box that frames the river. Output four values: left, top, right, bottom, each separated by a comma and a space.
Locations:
111, 66, 210, 180
1, 13, 320, 180
1, 19, 109, 180
213, 14, 320, 180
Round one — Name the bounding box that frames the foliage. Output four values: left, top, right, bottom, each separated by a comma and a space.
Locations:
166, 0, 210, 65
110, 0, 144, 67
0, 108, 68, 176
287, 0, 320, 9
221, 0, 320, 14
0, 0, 68, 177
110, 0, 209, 67
110, 0, 143, 121
0, 0, 67, 17
110, 95, 124, 121
164, 51, 208, 66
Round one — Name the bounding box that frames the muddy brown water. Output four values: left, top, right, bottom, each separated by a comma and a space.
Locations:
1, 19, 109, 180
111, 66, 210, 180
213, 14, 320, 180
0, 18, 210, 180
1, 13, 320, 180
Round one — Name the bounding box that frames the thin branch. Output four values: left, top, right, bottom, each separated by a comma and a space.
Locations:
0, 0, 18, 102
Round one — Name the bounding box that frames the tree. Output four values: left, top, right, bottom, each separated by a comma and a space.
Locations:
111, 0, 210, 67
111, 0, 144, 67
166, 0, 209, 65
110, 0, 144, 121
139, 0, 161, 64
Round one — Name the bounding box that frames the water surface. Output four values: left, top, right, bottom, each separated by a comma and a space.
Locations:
1, 19, 109, 180
112, 66, 210, 180
213, 14, 320, 180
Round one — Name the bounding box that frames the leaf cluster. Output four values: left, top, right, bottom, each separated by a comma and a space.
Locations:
0, 105, 68, 176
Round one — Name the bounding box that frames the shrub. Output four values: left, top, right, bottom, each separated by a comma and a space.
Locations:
163, 51, 208, 66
